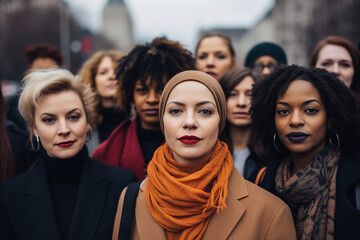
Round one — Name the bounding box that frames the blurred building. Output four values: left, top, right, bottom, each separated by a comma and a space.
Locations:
102, 0, 134, 52
0, 0, 83, 81
199, 0, 360, 67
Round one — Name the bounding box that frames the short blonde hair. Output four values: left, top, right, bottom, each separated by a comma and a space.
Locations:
19, 68, 96, 146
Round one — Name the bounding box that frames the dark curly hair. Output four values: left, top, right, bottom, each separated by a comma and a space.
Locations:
115, 37, 195, 116
219, 67, 258, 153
250, 65, 360, 161
25, 43, 63, 67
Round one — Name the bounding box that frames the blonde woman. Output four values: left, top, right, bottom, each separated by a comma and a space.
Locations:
0, 68, 135, 240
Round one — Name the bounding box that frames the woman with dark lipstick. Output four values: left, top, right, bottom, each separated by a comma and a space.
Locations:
195, 32, 236, 81
92, 37, 195, 181
251, 65, 360, 239
112, 70, 296, 240
0, 68, 135, 240
219, 67, 262, 180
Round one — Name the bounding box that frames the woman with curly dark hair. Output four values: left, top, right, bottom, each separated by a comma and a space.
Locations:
92, 37, 195, 180
77, 50, 125, 153
251, 65, 360, 239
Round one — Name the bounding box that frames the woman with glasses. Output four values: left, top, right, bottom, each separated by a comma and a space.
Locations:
244, 42, 287, 77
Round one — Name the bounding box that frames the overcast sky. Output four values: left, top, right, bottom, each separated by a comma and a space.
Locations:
65, 0, 274, 51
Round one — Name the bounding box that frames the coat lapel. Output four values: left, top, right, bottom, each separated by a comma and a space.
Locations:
68, 159, 110, 240
202, 169, 248, 240
136, 170, 248, 240
136, 180, 167, 240
21, 162, 60, 240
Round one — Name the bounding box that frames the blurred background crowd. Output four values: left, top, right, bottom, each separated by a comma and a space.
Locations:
1, 0, 359, 96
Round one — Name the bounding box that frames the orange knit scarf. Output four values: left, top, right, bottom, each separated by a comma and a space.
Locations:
146, 140, 233, 240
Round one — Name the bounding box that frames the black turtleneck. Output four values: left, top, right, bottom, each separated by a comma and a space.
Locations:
137, 127, 164, 164
42, 146, 88, 239
98, 107, 126, 142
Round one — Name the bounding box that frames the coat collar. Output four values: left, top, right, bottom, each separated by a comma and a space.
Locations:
136, 169, 248, 239
21, 157, 110, 240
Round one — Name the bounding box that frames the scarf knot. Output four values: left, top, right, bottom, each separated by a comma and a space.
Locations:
146, 140, 233, 240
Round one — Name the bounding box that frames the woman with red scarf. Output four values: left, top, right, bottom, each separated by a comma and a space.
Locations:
91, 37, 195, 180
112, 70, 296, 240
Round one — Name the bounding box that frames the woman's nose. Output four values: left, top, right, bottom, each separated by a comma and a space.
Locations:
58, 120, 70, 135
289, 110, 304, 127
183, 112, 197, 130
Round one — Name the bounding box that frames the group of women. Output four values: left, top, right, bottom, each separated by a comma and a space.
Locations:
0, 33, 359, 240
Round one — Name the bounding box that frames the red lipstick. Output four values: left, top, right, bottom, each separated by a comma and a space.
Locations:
178, 135, 201, 145
56, 141, 75, 147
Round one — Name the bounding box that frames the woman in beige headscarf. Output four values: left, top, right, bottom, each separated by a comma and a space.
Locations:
113, 70, 296, 240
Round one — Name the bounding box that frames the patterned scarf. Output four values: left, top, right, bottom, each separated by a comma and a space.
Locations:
146, 140, 233, 240
275, 147, 339, 240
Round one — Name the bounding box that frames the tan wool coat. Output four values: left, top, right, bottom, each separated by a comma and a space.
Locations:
113, 169, 296, 240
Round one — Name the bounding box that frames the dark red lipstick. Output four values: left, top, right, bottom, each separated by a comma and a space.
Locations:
56, 141, 75, 147
178, 135, 201, 145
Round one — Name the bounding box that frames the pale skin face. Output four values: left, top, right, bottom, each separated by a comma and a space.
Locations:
254, 55, 278, 76
33, 90, 90, 159
133, 78, 163, 130
275, 80, 328, 173
226, 76, 254, 127
196, 36, 235, 81
315, 44, 354, 88
95, 56, 117, 107
163, 81, 220, 164
30, 57, 59, 69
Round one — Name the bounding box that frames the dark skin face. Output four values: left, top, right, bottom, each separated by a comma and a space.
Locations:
275, 80, 327, 174
133, 78, 163, 130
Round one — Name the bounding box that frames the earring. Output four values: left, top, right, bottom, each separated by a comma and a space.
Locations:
86, 130, 92, 143
35, 135, 40, 151
273, 132, 283, 152
329, 132, 340, 151
130, 102, 137, 121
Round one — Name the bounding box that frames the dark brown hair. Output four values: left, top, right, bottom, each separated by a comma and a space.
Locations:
219, 67, 258, 153
0, 84, 15, 181
25, 43, 63, 66
251, 65, 360, 161
309, 36, 360, 98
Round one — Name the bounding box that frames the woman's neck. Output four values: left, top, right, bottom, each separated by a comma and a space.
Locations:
229, 124, 251, 150
101, 97, 116, 108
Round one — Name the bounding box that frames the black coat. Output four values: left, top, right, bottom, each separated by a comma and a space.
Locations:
0, 155, 136, 240
258, 154, 360, 239
6, 120, 36, 176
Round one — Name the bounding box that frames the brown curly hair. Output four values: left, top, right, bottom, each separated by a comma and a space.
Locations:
77, 50, 125, 127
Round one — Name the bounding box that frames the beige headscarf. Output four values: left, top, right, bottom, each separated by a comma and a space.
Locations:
159, 70, 226, 134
